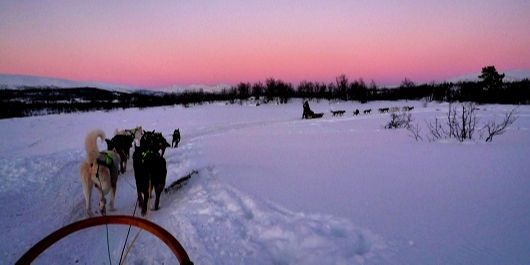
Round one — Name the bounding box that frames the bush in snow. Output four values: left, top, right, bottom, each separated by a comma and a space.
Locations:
385, 112, 412, 129
421, 103, 517, 142
407, 123, 423, 141
482, 108, 517, 142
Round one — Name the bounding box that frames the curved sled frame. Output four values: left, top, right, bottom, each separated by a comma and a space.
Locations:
16, 215, 193, 265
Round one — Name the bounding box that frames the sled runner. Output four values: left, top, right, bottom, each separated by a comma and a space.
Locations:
165, 170, 198, 194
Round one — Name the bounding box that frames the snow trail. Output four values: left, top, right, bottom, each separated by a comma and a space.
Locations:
2, 100, 530, 264
0, 106, 386, 264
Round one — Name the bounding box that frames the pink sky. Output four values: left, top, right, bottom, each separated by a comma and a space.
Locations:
1, 0, 529, 88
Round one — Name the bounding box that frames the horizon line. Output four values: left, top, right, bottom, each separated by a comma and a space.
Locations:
1, 68, 530, 90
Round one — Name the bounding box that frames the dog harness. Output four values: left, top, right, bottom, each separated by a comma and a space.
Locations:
125, 127, 141, 138
97, 151, 114, 168
141, 149, 160, 163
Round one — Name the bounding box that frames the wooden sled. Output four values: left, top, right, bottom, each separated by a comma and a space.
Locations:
303, 111, 324, 119
311, 113, 324, 118
16, 215, 193, 265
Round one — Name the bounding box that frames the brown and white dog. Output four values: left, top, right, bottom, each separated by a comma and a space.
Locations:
80, 129, 121, 216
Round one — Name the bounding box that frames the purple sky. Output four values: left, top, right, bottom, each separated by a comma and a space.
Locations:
1, 0, 529, 88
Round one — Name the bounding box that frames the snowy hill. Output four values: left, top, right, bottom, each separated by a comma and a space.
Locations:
0, 73, 231, 93
447, 69, 530, 83
1, 100, 529, 264
163, 83, 232, 93
0, 73, 136, 92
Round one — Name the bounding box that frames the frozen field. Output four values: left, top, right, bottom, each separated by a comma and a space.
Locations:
1, 99, 529, 264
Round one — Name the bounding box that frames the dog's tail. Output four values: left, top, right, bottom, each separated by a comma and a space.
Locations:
85, 129, 106, 162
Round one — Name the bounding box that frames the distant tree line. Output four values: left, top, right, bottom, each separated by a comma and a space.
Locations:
224, 67, 529, 104
1, 66, 528, 119
0, 87, 222, 119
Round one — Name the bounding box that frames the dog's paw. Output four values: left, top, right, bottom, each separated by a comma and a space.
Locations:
86, 210, 94, 217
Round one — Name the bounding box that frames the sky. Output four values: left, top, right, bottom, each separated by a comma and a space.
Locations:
0, 0, 529, 88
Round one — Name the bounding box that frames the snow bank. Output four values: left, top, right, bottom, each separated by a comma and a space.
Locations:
127, 168, 385, 265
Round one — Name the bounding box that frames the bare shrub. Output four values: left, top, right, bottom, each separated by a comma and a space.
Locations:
385, 112, 412, 129
424, 103, 516, 143
426, 103, 478, 142
407, 123, 423, 141
482, 109, 517, 142
426, 117, 444, 141
448, 103, 479, 142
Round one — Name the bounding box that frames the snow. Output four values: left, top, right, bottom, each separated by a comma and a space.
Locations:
1, 100, 530, 264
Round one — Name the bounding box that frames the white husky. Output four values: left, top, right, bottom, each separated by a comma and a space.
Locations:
79, 129, 121, 216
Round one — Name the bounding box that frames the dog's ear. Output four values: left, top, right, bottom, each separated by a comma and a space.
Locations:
105, 139, 114, 149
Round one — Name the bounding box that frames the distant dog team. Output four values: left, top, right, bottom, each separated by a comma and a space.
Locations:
331, 110, 346, 117
302, 101, 414, 119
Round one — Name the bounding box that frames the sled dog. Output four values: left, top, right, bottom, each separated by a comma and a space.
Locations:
115, 126, 143, 145
133, 131, 168, 216
172, 128, 181, 148
105, 134, 134, 174
80, 129, 121, 216
331, 110, 346, 116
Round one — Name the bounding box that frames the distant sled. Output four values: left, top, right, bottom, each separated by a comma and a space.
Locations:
303, 111, 324, 119
309, 112, 324, 119
302, 101, 324, 119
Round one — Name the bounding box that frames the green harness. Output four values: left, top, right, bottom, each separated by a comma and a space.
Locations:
141, 149, 160, 164
97, 151, 114, 168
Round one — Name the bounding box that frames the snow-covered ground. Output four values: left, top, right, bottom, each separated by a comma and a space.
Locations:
1, 100, 529, 264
